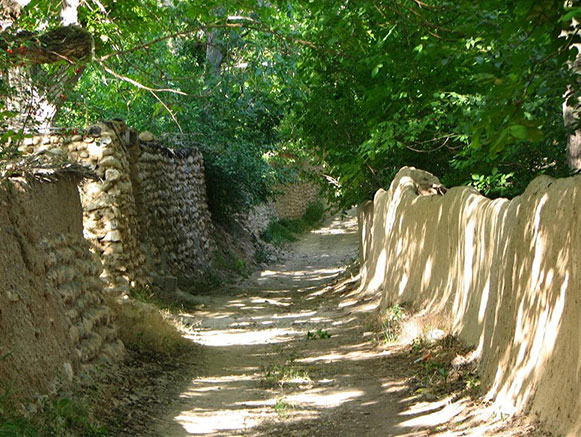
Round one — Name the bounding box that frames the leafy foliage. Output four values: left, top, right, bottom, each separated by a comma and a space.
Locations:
1, 0, 579, 210
287, 0, 579, 204
261, 200, 325, 246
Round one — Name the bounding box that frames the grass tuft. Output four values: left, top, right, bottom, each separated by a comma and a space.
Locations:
110, 298, 192, 357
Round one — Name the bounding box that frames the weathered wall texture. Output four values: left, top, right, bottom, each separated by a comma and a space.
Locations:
239, 202, 278, 241
359, 167, 581, 435
130, 137, 213, 277
0, 173, 124, 403
19, 122, 214, 292
274, 181, 320, 220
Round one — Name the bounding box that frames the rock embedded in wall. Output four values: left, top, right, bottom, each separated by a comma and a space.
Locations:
43, 233, 125, 371
131, 136, 214, 279
18, 123, 149, 294
274, 181, 320, 220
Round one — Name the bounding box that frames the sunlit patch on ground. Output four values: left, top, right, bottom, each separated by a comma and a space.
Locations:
183, 328, 302, 346
175, 409, 271, 435
286, 389, 365, 407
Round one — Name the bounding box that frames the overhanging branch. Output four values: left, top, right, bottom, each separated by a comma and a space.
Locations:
1, 25, 93, 65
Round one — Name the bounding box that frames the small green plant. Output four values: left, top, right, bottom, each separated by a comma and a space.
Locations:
303, 201, 325, 225
0, 394, 106, 437
213, 250, 249, 277
37, 396, 106, 436
260, 221, 298, 246
464, 373, 481, 392
255, 247, 270, 264
273, 398, 294, 418
410, 337, 425, 353
260, 200, 325, 247
306, 328, 331, 340
263, 360, 311, 389
382, 303, 406, 343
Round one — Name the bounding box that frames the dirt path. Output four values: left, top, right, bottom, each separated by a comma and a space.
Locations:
145, 212, 543, 437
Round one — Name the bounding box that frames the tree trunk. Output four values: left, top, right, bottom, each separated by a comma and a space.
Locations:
205, 30, 223, 73
1, 0, 89, 131
564, 4, 581, 170
2, 25, 92, 65
565, 49, 581, 170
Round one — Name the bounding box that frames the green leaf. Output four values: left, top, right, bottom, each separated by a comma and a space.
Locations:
470, 130, 481, 149
561, 8, 581, 22
371, 63, 383, 78
489, 128, 509, 156
509, 124, 528, 140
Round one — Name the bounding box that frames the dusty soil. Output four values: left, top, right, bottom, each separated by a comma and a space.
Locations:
103, 211, 549, 436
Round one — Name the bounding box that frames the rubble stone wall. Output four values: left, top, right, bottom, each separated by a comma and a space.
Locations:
18, 121, 214, 292
129, 139, 213, 277
0, 174, 124, 403
274, 181, 320, 220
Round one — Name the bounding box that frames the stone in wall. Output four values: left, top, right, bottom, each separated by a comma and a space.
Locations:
129, 133, 214, 279
18, 123, 149, 294
238, 201, 278, 241
19, 121, 216, 291
274, 180, 320, 220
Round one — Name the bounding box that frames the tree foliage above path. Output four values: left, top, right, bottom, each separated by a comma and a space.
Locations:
1, 0, 580, 210
288, 0, 580, 204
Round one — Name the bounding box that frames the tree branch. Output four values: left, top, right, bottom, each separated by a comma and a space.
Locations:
1, 25, 92, 64
98, 21, 316, 62
98, 60, 187, 95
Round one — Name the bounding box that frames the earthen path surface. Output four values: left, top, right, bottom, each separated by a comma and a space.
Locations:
149, 211, 542, 437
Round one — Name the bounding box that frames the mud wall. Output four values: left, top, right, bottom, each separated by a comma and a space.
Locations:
0, 174, 124, 403
19, 122, 214, 292
358, 167, 581, 435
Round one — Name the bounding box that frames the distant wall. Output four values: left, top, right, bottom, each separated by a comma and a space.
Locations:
274, 181, 320, 220
19, 122, 215, 293
0, 173, 124, 403
359, 167, 581, 435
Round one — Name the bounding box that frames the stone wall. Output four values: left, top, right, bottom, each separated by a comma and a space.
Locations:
0, 171, 124, 403
274, 181, 320, 220
130, 136, 213, 278
19, 121, 214, 293
359, 167, 581, 435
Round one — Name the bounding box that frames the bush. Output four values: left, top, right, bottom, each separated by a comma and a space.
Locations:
303, 201, 325, 225
199, 142, 275, 224
261, 221, 298, 246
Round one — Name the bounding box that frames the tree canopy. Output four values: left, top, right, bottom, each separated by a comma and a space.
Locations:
1, 0, 580, 212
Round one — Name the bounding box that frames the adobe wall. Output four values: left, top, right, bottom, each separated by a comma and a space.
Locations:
359, 167, 581, 435
0, 172, 124, 403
